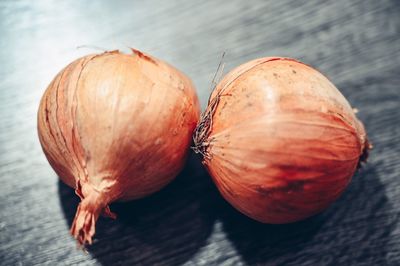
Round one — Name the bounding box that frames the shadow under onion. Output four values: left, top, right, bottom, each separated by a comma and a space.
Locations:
58, 152, 216, 266
221, 165, 396, 265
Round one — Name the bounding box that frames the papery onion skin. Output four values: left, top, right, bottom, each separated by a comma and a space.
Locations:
38, 49, 200, 244
193, 57, 369, 224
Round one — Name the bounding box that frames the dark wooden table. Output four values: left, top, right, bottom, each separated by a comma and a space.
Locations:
1, 1, 399, 265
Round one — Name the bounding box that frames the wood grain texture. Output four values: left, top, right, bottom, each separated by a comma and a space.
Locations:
0, 0, 399, 265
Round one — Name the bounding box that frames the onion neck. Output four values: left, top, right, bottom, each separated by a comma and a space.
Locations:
70, 182, 116, 245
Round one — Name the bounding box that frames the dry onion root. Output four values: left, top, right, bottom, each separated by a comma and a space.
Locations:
38, 49, 200, 245
193, 57, 370, 223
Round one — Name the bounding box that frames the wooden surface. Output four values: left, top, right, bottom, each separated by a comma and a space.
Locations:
0, 0, 399, 265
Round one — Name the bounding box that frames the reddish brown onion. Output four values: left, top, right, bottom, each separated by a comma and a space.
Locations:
38, 49, 200, 244
193, 57, 370, 223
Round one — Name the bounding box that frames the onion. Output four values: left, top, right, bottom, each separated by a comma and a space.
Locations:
193, 57, 370, 224
38, 49, 200, 244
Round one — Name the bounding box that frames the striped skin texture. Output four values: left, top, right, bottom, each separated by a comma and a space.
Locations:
37, 50, 200, 244
197, 58, 368, 224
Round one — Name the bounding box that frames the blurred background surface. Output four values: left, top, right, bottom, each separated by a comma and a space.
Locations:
0, 0, 399, 265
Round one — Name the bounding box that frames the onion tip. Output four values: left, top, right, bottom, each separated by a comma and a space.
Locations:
70, 191, 113, 246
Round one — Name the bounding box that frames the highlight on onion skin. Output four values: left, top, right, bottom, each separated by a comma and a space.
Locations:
37, 49, 200, 245
193, 57, 370, 224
